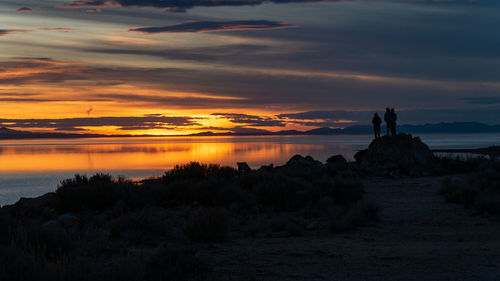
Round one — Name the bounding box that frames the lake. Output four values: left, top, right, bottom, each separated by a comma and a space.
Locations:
1, 133, 499, 205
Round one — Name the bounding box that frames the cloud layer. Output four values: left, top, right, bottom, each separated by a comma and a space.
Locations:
129, 20, 296, 34
16, 7, 32, 12
0, 29, 29, 36
2, 1, 500, 134
58, 0, 329, 12
0, 116, 199, 132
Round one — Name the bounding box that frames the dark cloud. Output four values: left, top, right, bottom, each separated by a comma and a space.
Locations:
0, 92, 61, 102
0, 29, 29, 36
39, 28, 74, 32
56, 0, 481, 12
16, 7, 32, 12
212, 113, 286, 127
84, 44, 271, 62
95, 93, 250, 109
277, 110, 369, 121
3, 58, 500, 114
129, 20, 296, 34
278, 108, 500, 125
57, 0, 330, 11
84, 8, 102, 13
461, 96, 500, 105
229, 126, 273, 134
198, 126, 273, 134
0, 116, 200, 132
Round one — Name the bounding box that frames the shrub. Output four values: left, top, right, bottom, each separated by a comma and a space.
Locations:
143, 245, 208, 281
435, 157, 492, 175
106, 207, 169, 245
55, 174, 137, 213
163, 162, 236, 183
252, 171, 364, 212
183, 208, 230, 242
440, 162, 500, 214
145, 177, 255, 209
329, 200, 380, 232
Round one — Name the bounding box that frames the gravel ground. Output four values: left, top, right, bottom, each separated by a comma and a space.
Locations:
196, 175, 500, 281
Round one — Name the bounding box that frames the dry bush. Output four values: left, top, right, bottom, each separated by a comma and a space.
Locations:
183, 208, 230, 243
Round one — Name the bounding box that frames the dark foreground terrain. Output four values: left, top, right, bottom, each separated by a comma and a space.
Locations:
1, 134, 499, 280
197, 175, 500, 280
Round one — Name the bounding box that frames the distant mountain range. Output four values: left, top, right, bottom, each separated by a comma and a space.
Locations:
193, 122, 500, 136
0, 127, 118, 139
1, 122, 500, 139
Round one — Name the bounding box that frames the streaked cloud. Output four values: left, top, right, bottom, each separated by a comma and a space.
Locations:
277, 108, 500, 125
129, 21, 296, 34
56, 0, 478, 12
57, 0, 330, 11
16, 7, 32, 13
0, 116, 200, 132
39, 28, 74, 32
1, 1, 500, 134
0, 29, 30, 37
84, 44, 273, 62
461, 96, 500, 105
212, 113, 286, 127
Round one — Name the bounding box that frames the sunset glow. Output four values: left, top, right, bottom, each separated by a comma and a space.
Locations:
1, 1, 499, 135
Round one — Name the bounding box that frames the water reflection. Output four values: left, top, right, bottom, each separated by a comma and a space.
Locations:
0, 136, 367, 173
1, 134, 500, 205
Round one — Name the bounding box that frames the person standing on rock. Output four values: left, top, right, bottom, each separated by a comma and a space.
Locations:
383, 108, 391, 136
372, 113, 382, 139
390, 108, 397, 136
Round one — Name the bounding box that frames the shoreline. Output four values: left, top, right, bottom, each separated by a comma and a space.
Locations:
0, 135, 499, 280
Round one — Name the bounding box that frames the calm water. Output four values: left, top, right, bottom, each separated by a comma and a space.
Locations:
1, 134, 499, 205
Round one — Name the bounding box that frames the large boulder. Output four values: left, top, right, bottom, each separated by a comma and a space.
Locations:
284, 155, 325, 170
11, 192, 55, 213
355, 134, 436, 176
326, 155, 348, 170
274, 155, 326, 179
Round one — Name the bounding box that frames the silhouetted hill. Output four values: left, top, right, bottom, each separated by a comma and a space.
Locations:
0, 127, 113, 139
304, 127, 341, 135
399, 122, 500, 134
191, 122, 500, 136
304, 122, 500, 135
1, 122, 500, 139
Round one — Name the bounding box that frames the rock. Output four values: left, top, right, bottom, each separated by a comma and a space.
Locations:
42, 220, 60, 230
257, 163, 274, 172
357, 134, 437, 176
306, 221, 320, 231
326, 155, 347, 166
326, 155, 349, 172
58, 213, 79, 228
354, 149, 367, 163
279, 155, 326, 177
285, 155, 325, 170
269, 231, 291, 238
14, 192, 55, 210
316, 197, 335, 212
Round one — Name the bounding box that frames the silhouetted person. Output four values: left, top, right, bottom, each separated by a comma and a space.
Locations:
372, 113, 382, 139
390, 108, 397, 136
383, 108, 391, 135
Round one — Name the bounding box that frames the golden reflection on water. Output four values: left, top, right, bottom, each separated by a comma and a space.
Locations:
0, 139, 346, 172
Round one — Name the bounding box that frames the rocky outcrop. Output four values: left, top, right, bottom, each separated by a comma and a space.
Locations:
355, 134, 437, 176
284, 155, 326, 170
326, 155, 348, 169
276, 154, 327, 178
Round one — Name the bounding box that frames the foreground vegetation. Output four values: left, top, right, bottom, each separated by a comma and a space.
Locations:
2, 134, 492, 280
0, 155, 378, 280
440, 160, 500, 215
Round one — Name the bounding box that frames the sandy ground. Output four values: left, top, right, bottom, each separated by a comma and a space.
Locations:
196, 175, 500, 280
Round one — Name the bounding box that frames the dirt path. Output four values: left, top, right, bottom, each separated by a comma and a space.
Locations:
197, 176, 500, 280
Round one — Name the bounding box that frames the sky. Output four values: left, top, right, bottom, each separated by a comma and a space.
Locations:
0, 0, 499, 135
